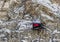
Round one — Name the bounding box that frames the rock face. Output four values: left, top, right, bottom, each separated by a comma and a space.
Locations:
0, 0, 60, 42
0, 11, 8, 21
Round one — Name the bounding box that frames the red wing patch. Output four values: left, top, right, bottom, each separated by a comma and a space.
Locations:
33, 23, 39, 27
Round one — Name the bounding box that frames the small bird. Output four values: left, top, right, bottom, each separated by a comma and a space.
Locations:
32, 19, 45, 30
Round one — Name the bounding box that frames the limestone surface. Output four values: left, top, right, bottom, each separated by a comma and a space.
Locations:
0, 0, 60, 42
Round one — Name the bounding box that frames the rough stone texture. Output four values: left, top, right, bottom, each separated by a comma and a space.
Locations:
0, 0, 60, 42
